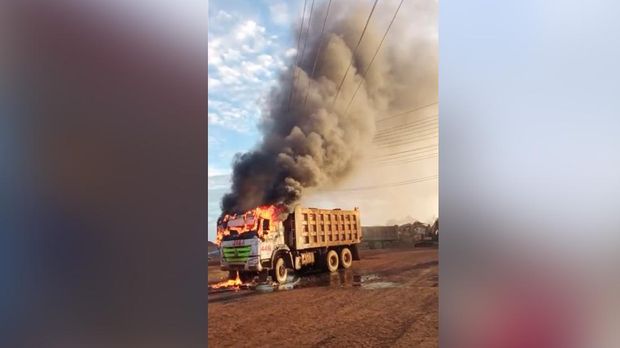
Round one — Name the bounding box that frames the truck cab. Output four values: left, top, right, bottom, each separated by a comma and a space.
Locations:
217, 206, 291, 283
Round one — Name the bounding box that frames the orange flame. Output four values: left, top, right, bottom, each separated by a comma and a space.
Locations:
216, 204, 288, 245
210, 271, 243, 289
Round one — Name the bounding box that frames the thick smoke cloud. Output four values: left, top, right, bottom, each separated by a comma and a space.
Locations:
221, 0, 436, 214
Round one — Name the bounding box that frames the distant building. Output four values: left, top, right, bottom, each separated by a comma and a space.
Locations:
398, 221, 430, 242
430, 218, 439, 238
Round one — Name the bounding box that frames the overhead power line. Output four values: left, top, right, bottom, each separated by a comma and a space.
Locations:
298, 0, 316, 69
374, 133, 439, 148
374, 116, 439, 138
374, 127, 439, 145
333, 175, 438, 192
343, 0, 406, 115
286, 0, 309, 110
375, 114, 439, 136
374, 150, 438, 163
376, 102, 438, 123
375, 124, 437, 143
303, 0, 333, 107
374, 154, 438, 167
295, 0, 308, 59
371, 144, 438, 159
376, 134, 439, 148
376, 118, 437, 136
372, 150, 438, 164
373, 155, 438, 167
374, 122, 438, 141
291, 0, 316, 106
373, 130, 439, 147
330, 0, 379, 108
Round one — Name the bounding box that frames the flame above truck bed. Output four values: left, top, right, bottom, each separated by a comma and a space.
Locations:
216, 204, 289, 245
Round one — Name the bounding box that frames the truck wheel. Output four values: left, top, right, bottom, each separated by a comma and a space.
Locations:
340, 247, 353, 269
326, 250, 339, 272
271, 256, 288, 284
239, 271, 255, 283
258, 270, 269, 283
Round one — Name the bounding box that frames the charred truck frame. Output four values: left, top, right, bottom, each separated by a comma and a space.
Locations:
217, 205, 362, 283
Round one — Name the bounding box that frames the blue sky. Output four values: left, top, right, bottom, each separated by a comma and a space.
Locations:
208, 1, 303, 240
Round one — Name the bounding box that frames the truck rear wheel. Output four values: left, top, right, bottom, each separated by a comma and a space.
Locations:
271, 256, 288, 284
326, 250, 339, 272
340, 247, 353, 269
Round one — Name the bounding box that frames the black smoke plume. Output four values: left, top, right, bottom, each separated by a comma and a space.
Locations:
221, 0, 436, 214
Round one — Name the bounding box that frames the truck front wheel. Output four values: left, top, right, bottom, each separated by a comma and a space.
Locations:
271, 256, 288, 284
340, 247, 353, 269
228, 271, 254, 283
326, 250, 339, 272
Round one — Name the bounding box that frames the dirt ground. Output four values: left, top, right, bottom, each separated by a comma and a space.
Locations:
208, 247, 438, 347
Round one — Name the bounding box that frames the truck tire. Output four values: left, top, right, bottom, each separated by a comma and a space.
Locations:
228, 271, 253, 283
326, 249, 339, 272
340, 247, 353, 269
258, 270, 269, 283
271, 256, 288, 284
239, 271, 255, 283
227, 271, 238, 280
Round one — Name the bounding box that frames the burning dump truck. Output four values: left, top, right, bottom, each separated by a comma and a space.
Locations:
216, 205, 362, 284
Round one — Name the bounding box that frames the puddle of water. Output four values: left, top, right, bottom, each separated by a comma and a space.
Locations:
242, 269, 401, 294
255, 284, 274, 293
360, 281, 399, 290
353, 274, 379, 283
294, 269, 395, 290
214, 261, 434, 297
277, 276, 301, 291
253, 274, 301, 292
294, 270, 357, 288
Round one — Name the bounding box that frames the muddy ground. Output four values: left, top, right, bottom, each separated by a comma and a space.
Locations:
208, 247, 438, 347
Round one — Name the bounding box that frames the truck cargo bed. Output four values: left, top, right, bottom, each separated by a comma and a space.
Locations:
287, 207, 362, 250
